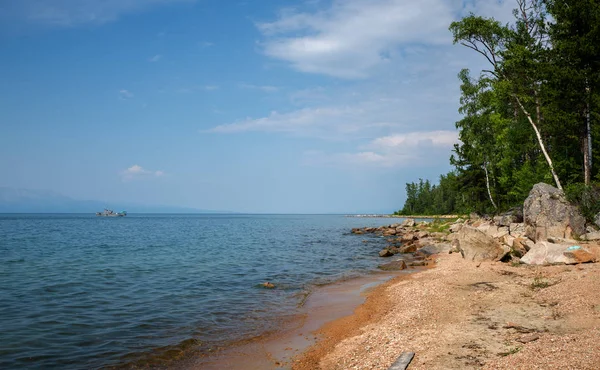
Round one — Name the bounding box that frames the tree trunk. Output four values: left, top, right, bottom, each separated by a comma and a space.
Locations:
584, 81, 592, 185
584, 127, 591, 185
483, 162, 498, 209
515, 97, 563, 191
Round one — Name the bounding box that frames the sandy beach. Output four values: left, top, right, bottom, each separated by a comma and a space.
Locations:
292, 252, 600, 369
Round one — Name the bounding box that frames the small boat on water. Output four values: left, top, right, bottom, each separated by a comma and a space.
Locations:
96, 209, 127, 217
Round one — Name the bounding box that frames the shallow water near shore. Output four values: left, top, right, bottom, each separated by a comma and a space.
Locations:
0, 214, 405, 369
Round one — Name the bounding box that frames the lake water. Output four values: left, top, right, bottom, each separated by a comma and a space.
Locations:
0, 214, 402, 369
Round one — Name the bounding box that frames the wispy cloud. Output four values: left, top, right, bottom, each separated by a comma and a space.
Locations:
4, 0, 195, 28
207, 105, 395, 138
120, 165, 165, 181
199, 41, 214, 48
239, 83, 279, 93
256, 0, 516, 79
119, 89, 134, 100
148, 54, 162, 62
303, 130, 459, 168
257, 0, 453, 78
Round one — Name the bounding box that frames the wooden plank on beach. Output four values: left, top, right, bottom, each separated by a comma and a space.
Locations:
388, 352, 415, 370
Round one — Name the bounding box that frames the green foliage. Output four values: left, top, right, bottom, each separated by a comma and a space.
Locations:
397, 0, 600, 216
565, 183, 600, 223
530, 274, 552, 290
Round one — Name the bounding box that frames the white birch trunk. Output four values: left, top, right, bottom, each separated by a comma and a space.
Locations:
483, 162, 497, 209
515, 97, 563, 191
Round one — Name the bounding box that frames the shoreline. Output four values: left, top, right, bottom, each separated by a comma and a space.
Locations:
185, 270, 425, 369
291, 260, 436, 370
290, 253, 600, 369
346, 215, 461, 219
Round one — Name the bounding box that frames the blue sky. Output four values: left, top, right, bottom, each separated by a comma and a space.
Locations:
0, 0, 516, 213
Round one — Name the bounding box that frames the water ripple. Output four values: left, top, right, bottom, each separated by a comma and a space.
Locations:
0, 214, 398, 368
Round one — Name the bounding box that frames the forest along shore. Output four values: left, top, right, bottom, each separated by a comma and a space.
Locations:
292, 183, 600, 369
346, 215, 460, 219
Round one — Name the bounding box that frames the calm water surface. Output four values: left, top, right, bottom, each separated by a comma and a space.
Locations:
0, 214, 402, 369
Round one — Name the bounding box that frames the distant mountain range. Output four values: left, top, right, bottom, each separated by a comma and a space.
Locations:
0, 187, 229, 214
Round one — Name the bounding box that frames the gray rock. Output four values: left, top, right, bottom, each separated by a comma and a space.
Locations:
509, 223, 525, 236
520, 242, 593, 265
383, 228, 397, 236
583, 232, 600, 241
493, 207, 524, 226
388, 352, 415, 370
456, 226, 510, 262
419, 243, 452, 255
449, 223, 463, 233
399, 244, 418, 253
595, 212, 600, 229
379, 249, 394, 257
523, 183, 586, 242
378, 259, 407, 271
401, 218, 416, 227
492, 227, 510, 239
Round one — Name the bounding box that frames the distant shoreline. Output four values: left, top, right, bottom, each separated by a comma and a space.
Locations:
346, 214, 461, 219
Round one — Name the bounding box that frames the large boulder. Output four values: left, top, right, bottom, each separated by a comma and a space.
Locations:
521, 242, 598, 265
523, 183, 586, 242
582, 232, 600, 241
456, 226, 510, 262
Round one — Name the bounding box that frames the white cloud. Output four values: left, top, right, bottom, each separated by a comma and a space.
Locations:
257, 0, 517, 79
6, 0, 195, 27
366, 131, 460, 151
199, 41, 214, 48
203, 0, 516, 171
257, 0, 455, 78
461, 0, 516, 24
119, 89, 134, 100
148, 54, 162, 62
207, 104, 406, 139
239, 84, 280, 93
121, 165, 165, 181
303, 130, 459, 168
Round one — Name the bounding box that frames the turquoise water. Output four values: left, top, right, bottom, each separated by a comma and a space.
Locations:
0, 214, 400, 369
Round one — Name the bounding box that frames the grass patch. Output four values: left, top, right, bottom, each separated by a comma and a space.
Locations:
498, 347, 522, 357
530, 275, 551, 290
426, 217, 460, 233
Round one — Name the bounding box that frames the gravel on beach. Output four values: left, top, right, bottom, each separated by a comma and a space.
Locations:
293, 253, 600, 369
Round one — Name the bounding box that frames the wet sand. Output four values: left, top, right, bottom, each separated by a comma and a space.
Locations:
186, 269, 421, 369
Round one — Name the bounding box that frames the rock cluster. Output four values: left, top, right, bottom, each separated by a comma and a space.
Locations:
352, 218, 452, 270
352, 183, 600, 267
447, 183, 600, 265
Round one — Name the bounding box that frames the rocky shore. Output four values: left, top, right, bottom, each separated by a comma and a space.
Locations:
292, 183, 600, 369
352, 183, 600, 269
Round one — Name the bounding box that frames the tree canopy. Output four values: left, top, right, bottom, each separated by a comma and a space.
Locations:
396, 0, 600, 217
